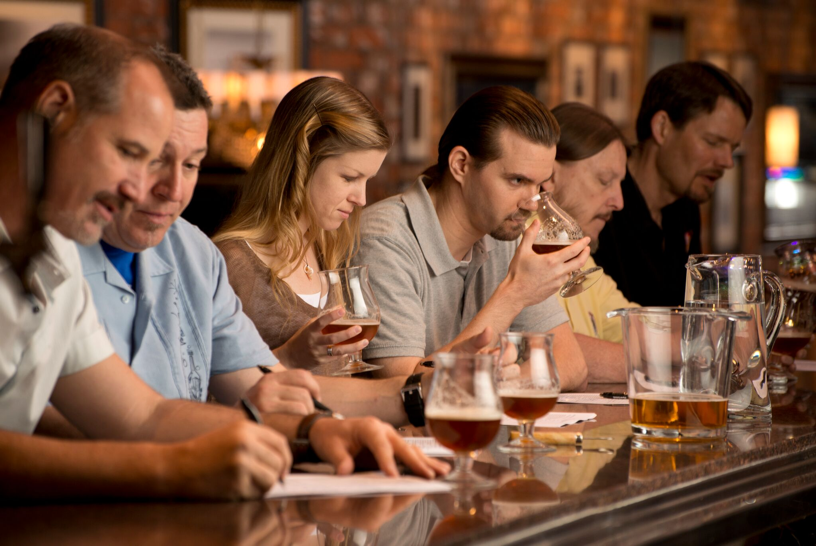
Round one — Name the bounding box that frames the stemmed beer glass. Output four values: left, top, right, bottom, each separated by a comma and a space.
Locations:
318, 265, 382, 376
532, 191, 601, 298
496, 332, 560, 453
425, 353, 503, 489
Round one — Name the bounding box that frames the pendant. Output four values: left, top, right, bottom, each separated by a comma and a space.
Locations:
303, 262, 314, 280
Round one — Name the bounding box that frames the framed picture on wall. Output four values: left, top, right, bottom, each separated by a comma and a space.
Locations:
561, 41, 596, 107
180, 0, 301, 72
0, 1, 92, 88
598, 45, 631, 126
402, 63, 432, 163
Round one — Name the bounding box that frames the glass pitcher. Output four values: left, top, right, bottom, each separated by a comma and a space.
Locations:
684, 254, 786, 420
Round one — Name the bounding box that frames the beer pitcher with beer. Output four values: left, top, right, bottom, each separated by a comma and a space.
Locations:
684, 255, 786, 420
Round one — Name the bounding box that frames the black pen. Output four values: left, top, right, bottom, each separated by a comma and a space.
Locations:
257, 365, 342, 417
600, 392, 628, 399
240, 396, 283, 484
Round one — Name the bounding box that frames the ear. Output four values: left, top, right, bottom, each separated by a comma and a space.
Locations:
650, 110, 672, 146
447, 145, 470, 185
34, 80, 78, 133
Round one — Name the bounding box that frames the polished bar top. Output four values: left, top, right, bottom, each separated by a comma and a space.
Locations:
4, 382, 816, 545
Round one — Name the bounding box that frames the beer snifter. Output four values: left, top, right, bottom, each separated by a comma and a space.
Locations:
425, 353, 503, 489
496, 332, 560, 453
318, 265, 382, 376
684, 254, 785, 419
531, 191, 602, 298
608, 307, 748, 441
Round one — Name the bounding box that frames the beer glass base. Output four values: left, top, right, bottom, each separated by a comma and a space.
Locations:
330, 362, 383, 376
497, 438, 555, 454
442, 470, 497, 491
560, 266, 602, 298
631, 424, 727, 441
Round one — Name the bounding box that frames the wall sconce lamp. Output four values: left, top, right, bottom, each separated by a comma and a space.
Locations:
766, 105, 800, 167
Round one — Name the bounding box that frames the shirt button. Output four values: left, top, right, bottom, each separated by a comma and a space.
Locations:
121, 295, 132, 304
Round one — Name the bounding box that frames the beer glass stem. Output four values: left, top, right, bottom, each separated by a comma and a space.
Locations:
451, 453, 474, 480
519, 421, 536, 444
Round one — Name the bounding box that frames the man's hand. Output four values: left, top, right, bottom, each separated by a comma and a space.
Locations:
502, 220, 590, 309
243, 369, 321, 415
308, 417, 451, 478
164, 421, 292, 500
275, 308, 369, 370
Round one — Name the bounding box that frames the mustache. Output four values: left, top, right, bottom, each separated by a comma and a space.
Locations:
507, 209, 533, 223
697, 169, 725, 180
93, 192, 128, 216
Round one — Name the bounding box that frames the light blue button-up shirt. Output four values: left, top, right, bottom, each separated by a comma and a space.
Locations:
77, 218, 277, 401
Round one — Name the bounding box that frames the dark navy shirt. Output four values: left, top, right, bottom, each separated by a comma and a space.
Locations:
594, 169, 701, 307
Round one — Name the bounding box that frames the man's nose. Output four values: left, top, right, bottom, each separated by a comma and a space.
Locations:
716, 147, 735, 170
153, 164, 184, 202
609, 185, 624, 211
119, 168, 149, 204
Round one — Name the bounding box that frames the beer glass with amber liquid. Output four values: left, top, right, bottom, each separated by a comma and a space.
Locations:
496, 332, 560, 453
426, 353, 503, 489
608, 307, 747, 441
318, 265, 382, 375
532, 191, 602, 298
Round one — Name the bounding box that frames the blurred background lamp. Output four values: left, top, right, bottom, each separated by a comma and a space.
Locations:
765, 105, 800, 167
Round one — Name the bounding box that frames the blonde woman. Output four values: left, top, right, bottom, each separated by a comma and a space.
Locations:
214, 77, 391, 371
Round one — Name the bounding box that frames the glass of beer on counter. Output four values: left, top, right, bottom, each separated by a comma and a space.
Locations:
768, 287, 815, 388
531, 191, 602, 298
318, 265, 382, 375
426, 353, 503, 489
496, 332, 560, 453
607, 307, 749, 441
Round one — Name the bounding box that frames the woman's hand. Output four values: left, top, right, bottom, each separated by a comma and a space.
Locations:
274, 308, 369, 370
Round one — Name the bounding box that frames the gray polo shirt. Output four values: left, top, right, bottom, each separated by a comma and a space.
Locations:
355, 178, 568, 361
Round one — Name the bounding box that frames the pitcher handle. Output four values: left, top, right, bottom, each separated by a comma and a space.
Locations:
762, 271, 786, 351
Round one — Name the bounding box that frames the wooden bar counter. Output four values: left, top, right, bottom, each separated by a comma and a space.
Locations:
4, 380, 816, 545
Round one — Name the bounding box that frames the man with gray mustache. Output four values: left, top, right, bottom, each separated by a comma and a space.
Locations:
594, 61, 752, 306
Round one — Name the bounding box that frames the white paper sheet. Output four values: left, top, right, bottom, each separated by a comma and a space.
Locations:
264, 472, 452, 499
500, 411, 596, 428
403, 437, 455, 457
557, 393, 629, 406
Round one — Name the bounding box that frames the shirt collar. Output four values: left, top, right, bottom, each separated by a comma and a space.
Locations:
402, 177, 496, 276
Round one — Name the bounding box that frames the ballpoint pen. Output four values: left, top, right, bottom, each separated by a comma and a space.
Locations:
240, 396, 283, 484
257, 365, 344, 418
600, 392, 628, 399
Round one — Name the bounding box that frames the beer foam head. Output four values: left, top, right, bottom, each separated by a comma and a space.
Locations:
425, 406, 503, 421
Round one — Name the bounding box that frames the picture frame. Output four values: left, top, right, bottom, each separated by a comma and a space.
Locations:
179, 0, 301, 72
402, 63, 432, 163
598, 45, 631, 126
561, 41, 597, 107
0, 1, 92, 87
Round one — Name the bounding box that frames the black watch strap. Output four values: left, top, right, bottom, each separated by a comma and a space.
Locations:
401, 373, 426, 427
290, 413, 334, 464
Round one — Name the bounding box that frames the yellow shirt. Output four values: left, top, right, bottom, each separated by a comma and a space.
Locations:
558, 256, 639, 343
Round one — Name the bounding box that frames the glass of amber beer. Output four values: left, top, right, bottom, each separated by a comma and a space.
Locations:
318, 265, 382, 375
607, 307, 748, 441
496, 332, 560, 453
426, 353, 503, 489
531, 191, 602, 298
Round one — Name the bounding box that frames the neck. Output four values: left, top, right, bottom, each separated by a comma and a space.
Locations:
628, 143, 678, 227
0, 111, 27, 239
427, 175, 484, 261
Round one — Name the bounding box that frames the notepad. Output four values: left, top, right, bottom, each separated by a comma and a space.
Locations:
403, 437, 455, 457
500, 411, 596, 428
558, 393, 629, 406
265, 472, 452, 499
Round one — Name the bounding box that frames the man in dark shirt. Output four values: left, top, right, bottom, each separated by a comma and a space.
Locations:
594, 62, 752, 306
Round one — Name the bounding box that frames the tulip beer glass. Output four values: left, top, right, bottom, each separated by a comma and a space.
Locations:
496, 332, 560, 453
318, 265, 382, 375
685, 254, 785, 420
532, 191, 602, 298
426, 353, 503, 489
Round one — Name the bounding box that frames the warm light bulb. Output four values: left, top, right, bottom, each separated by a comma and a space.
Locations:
766, 106, 799, 167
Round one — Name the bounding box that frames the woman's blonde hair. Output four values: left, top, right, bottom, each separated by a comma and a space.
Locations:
214, 77, 391, 302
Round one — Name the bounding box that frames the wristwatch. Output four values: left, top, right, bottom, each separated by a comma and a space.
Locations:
400, 373, 426, 427
290, 412, 334, 464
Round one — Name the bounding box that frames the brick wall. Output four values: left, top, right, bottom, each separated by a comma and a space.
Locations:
104, 0, 816, 253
